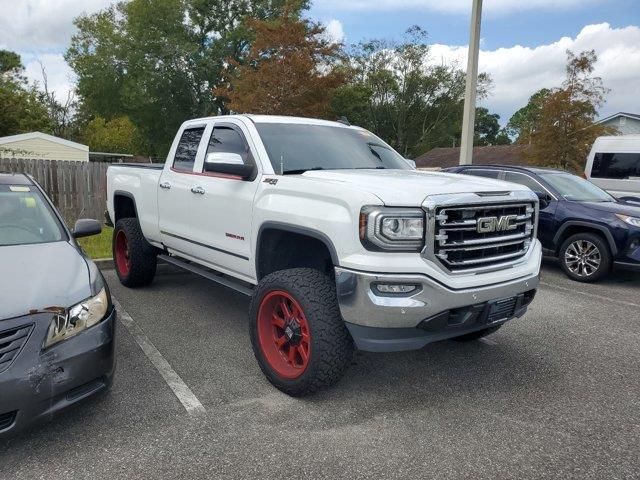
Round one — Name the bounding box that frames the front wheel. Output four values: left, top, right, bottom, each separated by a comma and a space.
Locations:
249, 268, 353, 396
559, 233, 611, 283
113, 218, 157, 287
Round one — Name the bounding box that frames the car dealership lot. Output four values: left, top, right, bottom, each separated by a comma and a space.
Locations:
1, 262, 639, 480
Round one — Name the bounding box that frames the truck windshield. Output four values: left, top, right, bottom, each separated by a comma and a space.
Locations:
540, 173, 615, 202
0, 185, 65, 246
254, 123, 412, 174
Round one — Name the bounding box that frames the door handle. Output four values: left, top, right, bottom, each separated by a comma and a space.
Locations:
190, 186, 205, 195
159, 181, 171, 190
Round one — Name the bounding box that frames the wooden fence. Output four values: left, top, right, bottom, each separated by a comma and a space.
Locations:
0, 158, 110, 225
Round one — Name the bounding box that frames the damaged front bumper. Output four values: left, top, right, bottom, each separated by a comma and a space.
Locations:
0, 307, 116, 437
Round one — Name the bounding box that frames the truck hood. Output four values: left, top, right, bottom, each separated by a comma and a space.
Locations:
0, 241, 91, 320
301, 169, 528, 205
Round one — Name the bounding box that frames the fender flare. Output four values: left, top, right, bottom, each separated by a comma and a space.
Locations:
256, 222, 340, 278
553, 221, 618, 256
112, 190, 139, 222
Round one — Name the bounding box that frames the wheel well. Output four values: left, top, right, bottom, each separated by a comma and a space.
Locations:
113, 194, 137, 223
257, 229, 334, 280
555, 226, 610, 255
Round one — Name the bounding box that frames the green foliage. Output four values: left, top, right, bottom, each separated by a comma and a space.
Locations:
474, 107, 505, 146
83, 116, 144, 154
331, 27, 493, 157
523, 50, 613, 172
506, 88, 550, 143
66, 0, 308, 157
0, 50, 53, 137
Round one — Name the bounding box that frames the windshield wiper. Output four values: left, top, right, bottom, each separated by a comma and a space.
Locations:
353, 166, 387, 170
282, 167, 326, 175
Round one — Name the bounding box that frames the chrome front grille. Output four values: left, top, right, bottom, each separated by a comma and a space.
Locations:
432, 202, 536, 271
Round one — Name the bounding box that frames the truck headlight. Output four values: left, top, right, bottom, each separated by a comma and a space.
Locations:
360, 207, 424, 251
45, 288, 109, 348
616, 214, 640, 228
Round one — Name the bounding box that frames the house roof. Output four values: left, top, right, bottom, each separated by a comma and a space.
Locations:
0, 132, 89, 152
414, 144, 530, 169
596, 112, 640, 124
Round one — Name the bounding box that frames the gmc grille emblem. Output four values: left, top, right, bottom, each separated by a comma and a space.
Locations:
477, 215, 518, 233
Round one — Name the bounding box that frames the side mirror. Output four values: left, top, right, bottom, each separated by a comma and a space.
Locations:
405, 158, 416, 169
73, 218, 102, 238
535, 191, 550, 209
204, 152, 255, 179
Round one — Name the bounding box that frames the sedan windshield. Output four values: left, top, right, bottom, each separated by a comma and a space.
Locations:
254, 123, 412, 174
0, 185, 65, 246
540, 173, 615, 202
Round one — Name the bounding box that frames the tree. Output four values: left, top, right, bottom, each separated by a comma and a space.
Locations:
0, 50, 52, 137
218, 7, 345, 117
523, 50, 613, 172
474, 107, 502, 146
82, 116, 144, 154
331, 27, 492, 157
506, 88, 550, 144
66, 0, 307, 156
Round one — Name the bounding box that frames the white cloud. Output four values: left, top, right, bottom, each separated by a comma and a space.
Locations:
324, 19, 346, 44
22, 53, 76, 100
0, 0, 112, 51
428, 23, 640, 123
314, 0, 601, 15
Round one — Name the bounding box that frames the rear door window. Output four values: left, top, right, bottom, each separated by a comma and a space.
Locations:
591, 153, 640, 179
173, 127, 205, 172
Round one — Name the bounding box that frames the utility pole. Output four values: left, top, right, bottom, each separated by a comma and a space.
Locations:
459, 0, 483, 165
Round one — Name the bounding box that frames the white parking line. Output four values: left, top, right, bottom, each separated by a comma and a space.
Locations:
539, 281, 640, 308
113, 298, 206, 415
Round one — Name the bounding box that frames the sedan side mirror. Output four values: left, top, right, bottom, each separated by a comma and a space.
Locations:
73, 218, 102, 238
204, 152, 255, 179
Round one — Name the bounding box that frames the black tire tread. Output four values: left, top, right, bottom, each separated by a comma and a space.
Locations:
113, 218, 157, 287
249, 268, 353, 396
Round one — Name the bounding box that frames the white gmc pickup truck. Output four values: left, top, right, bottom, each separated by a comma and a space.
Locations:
106, 115, 541, 395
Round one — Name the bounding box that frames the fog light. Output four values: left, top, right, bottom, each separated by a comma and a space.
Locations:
375, 284, 418, 295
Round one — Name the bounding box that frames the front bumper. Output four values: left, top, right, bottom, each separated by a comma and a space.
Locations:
335, 267, 539, 352
0, 308, 116, 438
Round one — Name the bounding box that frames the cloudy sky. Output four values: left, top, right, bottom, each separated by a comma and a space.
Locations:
0, 0, 639, 124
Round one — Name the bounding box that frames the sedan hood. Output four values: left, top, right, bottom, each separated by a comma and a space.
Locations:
580, 201, 640, 218
301, 169, 529, 205
0, 241, 91, 320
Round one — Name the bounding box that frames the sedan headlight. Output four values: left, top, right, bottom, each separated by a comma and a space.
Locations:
360, 206, 424, 251
615, 214, 640, 228
45, 288, 109, 348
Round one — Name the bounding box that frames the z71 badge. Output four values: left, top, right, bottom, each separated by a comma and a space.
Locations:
263, 178, 278, 185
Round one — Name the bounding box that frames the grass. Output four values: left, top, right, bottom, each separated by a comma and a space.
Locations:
77, 226, 113, 259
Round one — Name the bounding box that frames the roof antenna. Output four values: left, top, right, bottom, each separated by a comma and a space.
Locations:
337, 116, 351, 126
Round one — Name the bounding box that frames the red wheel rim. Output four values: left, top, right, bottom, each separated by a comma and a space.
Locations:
257, 290, 311, 379
114, 230, 130, 276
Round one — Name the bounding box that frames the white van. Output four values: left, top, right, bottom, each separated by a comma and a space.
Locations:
585, 135, 640, 199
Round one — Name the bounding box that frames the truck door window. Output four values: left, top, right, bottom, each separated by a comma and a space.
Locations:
206, 126, 253, 166
173, 127, 205, 172
592, 153, 640, 179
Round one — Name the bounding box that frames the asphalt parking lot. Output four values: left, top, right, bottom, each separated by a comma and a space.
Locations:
1, 261, 639, 480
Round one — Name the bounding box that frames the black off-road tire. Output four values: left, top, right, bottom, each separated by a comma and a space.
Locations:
453, 325, 502, 342
559, 232, 611, 283
112, 218, 157, 287
249, 268, 354, 396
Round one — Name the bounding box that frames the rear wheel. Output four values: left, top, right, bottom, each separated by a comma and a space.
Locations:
249, 268, 353, 396
559, 233, 611, 283
113, 218, 157, 287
